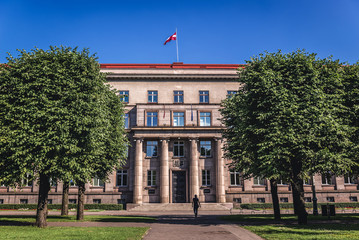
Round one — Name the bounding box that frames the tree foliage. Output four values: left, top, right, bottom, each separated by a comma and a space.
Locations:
221, 50, 355, 224
0, 46, 128, 226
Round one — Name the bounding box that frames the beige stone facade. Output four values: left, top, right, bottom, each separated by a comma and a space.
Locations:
1, 62, 359, 206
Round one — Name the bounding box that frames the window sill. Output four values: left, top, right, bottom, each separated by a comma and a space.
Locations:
229, 185, 243, 188
199, 156, 212, 159
145, 156, 158, 159
200, 185, 211, 188
144, 186, 157, 189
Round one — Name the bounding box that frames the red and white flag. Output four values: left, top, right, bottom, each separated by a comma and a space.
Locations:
164, 32, 177, 45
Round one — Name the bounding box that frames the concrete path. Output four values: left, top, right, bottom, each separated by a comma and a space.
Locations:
0, 210, 263, 240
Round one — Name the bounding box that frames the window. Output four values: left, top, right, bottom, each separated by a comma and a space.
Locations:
322, 173, 333, 185
303, 178, 312, 185
230, 170, 242, 186
0, 199, 4, 204
174, 91, 184, 103
257, 198, 265, 203
117, 170, 128, 187
22, 173, 33, 187
69, 180, 76, 187
344, 174, 357, 184
93, 199, 101, 204
117, 199, 126, 204
20, 199, 28, 204
227, 91, 237, 98
253, 177, 265, 186
93, 177, 104, 187
233, 198, 241, 203
49, 178, 57, 187
173, 141, 184, 157
119, 91, 129, 103
124, 113, 129, 129
304, 197, 312, 202
199, 91, 209, 103
278, 179, 289, 185
200, 141, 211, 157
327, 197, 335, 202
202, 170, 211, 186
147, 170, 156, 186
69, 199, 77, 204
48, 199, 53, 204
350, 196, 358, 202
199, 112, 211, 126
280, 197, 289, 203
148, 91, 158, 103
146, 112, 158, 127
146, 141, 158, 157
173, 112, 184, 126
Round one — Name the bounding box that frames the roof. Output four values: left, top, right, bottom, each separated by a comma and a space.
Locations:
100, 62, 245, 69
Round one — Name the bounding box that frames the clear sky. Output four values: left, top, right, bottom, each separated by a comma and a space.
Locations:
1, 0, 358, 64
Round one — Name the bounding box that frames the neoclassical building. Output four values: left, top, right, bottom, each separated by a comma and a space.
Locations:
1, 62, 358, 206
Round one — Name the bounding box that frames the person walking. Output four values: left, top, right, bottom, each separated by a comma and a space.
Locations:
192, 195, 201, 218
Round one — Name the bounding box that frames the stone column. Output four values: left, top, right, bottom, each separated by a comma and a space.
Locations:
215, 138, 226, 203
160, 139, 170, 203
190, 138, 199, 200
133, 138, 143, 204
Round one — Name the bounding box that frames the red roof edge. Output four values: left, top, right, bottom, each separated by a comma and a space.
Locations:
100, 63, 246, 69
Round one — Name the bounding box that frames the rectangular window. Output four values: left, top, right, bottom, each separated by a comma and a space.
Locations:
199, 91, 209, 103
280, 197, 288, 203
230, 170, 242, 186
49, 178, 57, 187
278, 179, 289, 185
116, 170, 128, 187
173, 141, 184, 157
21, 173, 33, 187
199, 112, 211, 126
257, 198, 265, 203
227, 91, 237, 98
119, 91, 129, 103
147, 170, 156, 186
233, 198, 241, 203
344, 174, 357, 184
93, 199, 101, 204
148, 91, 158, 103
327, 197, 335, 202
200, 141, 211, 157
253, 177, 265, 186
174, 91, 184, 103
173, 112, 184, 126
93, 177, 104, 187
48, 199, 53, 204
146, 141, 158, 157
202, 170, 211, 186
350, 196, 358, 202
124, 113, 129, 129
147, 112, 158, 127
304, 197, 312, 202
69, 180, 77, 187
20, 199, 28, 204
69, 199, 77, 204
0, 199, 3, 204
303, 178, 312, 185
322, 173, 333, 185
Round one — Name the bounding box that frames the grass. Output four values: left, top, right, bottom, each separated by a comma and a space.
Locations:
0, 215, 156, 224
0, 226, 149, 240
221, 214, 359, 240
243, 224, 359, 240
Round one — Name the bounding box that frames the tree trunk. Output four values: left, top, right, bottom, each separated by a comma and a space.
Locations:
76, 181, 85, 220
291, 178, 307, 224
35, 173, 51, 228
270, 179, 281, 221
61, 181, 69, 216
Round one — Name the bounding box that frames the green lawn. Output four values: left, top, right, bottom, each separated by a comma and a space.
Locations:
0, 226, 149, 240
244, 224, 359, 240
0, 215, 156, 224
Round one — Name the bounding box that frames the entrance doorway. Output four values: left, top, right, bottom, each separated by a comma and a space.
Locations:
172, 171, 186, 203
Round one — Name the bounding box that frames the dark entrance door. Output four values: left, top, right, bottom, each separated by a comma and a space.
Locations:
172, 171, 186, 203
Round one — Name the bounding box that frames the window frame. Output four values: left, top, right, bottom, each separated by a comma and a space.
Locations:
116, 170, 128, 187
124, 113, 129, 129
253, 177, 265, 186
173, 90, 184, 103
173, 141, 185, 157
230, 170, 242, 186
199, 90, 209, 103
147, 170, 157, 186
200, 140, 212, 157
199, 112, 211, 127
148, 90, 158, 103
227, 90, 237, 98
173, 112, 185, 127
92, 176, 104, 187
146, 111, 158, 127
146, 141, 158, 157
344, 174, 357, 184
202, 170, 211, 186
322, 173, 334, 185
119, 90, 129, 103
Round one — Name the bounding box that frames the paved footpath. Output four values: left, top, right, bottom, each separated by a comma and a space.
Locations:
0, 210, 263, 240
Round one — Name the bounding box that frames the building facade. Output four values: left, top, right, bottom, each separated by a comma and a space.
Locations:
1, 62, 358, 206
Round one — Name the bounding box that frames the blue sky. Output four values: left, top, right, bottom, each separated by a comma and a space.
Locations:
1, 0, 358, 64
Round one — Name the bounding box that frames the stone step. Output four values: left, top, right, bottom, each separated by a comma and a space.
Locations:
127, 203, 233, 212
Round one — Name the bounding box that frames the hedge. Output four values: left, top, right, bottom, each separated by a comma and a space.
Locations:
0, 204, 123, 210
239, 202, 359, 210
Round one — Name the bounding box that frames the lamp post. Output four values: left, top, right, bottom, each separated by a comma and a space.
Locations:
311, 175, 318, 216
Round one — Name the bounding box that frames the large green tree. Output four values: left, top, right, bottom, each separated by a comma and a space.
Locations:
0, 46, 127, 227
221, 50, 355, 224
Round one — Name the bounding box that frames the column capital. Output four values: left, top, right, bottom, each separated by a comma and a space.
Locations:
189, 138, 198, 142
159, 138, 170, 142
133, 137, 143, 143
214, 138, 223, 142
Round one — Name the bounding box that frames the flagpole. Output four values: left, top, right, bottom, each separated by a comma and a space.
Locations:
176, 28, 179, 62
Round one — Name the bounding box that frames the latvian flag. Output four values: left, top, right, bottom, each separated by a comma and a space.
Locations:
164, 32, 177, 45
